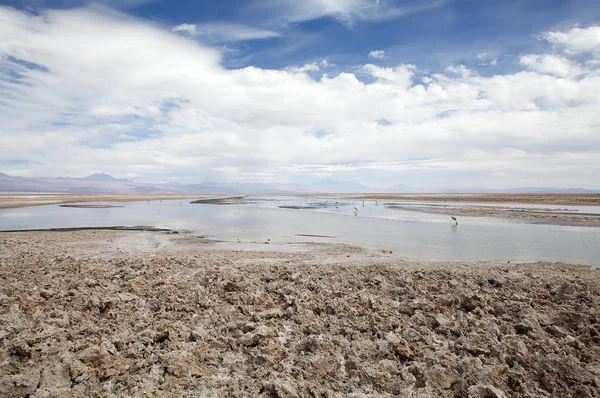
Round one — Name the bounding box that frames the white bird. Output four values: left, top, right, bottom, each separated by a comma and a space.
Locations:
353, 206, 359, 216
451, 216, 458, 226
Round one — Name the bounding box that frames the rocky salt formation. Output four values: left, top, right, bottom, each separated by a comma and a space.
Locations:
0, 231, 599, 397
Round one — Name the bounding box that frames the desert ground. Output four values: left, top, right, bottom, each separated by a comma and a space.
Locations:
1, 230, 599, 397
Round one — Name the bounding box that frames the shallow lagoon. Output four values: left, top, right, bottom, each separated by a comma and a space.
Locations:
1, 196, 599, 267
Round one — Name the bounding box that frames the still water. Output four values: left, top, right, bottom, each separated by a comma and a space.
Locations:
1, 196, 599, 267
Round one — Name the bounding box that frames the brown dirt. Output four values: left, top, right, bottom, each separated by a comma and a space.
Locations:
1, 231, 599, 397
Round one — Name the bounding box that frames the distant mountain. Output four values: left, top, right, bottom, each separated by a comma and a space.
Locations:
0, 172, 302, 194
56, 173, 131, 182
0, 172, 382, 194
1, 171, 598, 194
80, 173, 131, 182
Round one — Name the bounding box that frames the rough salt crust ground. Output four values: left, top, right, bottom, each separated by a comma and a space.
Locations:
0, 230, 599, 397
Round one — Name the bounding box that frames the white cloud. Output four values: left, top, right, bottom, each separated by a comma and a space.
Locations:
18, 0, 157, 9
318, 59, 336, 68
363, 64, 415, 88
246, 0, 446, 28
172, 22, 279, 42
477, 52, 498, 66
285, 63, 321, 73
172, 23, 197, 36
519, 54, 584, 77
1, 7, 600, 189
444, 64, 473, 78
542, 24, 600, 55
368, 50, 387, 59
285, 59, 333, 73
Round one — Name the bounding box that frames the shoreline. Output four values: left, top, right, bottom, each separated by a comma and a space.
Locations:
2, 193, 600, 210
0, 226, 177, 233
0, 193, 207, 209
383, 203, 600, 228
350, 193, 600, 206
1, 230, 598, 397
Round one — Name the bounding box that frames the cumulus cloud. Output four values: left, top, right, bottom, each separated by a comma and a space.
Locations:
543, 24, 600, 56
444, 64, 473, 78
363, 64, 415, 88
172, 23, 197, 36
368, 50, 387, 59
1, 7, 600, 189
285, 60, 333, 73
519, 54, 583, 77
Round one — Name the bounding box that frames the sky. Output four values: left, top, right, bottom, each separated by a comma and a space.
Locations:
0, 0, 600, 190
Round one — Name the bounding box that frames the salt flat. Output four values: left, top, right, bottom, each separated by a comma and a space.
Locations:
0, 230, 599, 397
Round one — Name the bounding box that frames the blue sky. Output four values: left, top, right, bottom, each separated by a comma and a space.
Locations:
1, 0, 600, 189
7, 0, 598, 72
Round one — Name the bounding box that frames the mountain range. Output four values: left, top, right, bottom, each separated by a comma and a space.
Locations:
0, 172, 386, 194
0, 172, 598, 194
55, 172, 132, 183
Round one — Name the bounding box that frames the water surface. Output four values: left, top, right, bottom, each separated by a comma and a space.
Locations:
1, 196, 599, 267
